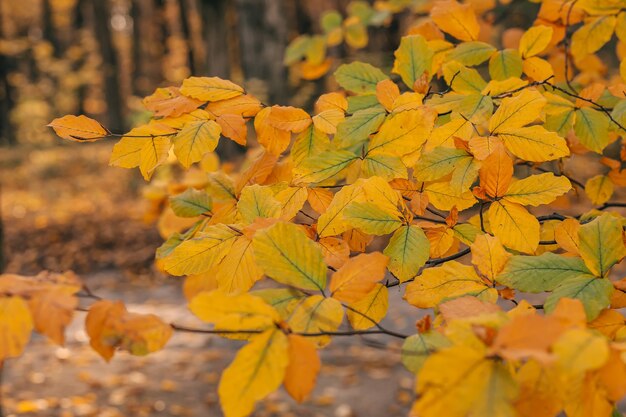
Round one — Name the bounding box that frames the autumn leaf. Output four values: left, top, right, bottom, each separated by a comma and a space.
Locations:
253, 222, 327, 291
180, 76, 244, 102
329, 252, 388, 303
0, 297, 33, 361
283, 335, 320, 402
48, 115, 110, 141
219, 328, 289, 417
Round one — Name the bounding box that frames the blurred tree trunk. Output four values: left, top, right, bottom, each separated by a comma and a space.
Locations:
131, 0, 164, 95
235, 0, 288, 103
178, 0, 196, 75
0, 1, 15, 147
93, 0, 125, 132
199, 0, 230, 78
42, 0, 61, 58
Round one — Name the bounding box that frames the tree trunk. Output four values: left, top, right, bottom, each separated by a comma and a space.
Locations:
92, 0, 126, 132
235, 0, 289, 104
131, 0, 165, 95
178, 0, 196, 75
42, 0, 61, 58
199, 0, 230, 78
0, 1, 15, 146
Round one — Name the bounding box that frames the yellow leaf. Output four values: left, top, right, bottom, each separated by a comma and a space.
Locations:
585, 174, 614, 205
0, 296, 33, 360
471, 234, 511, 280
289, 295, 344, 347
173, 119, 222, 168
275, 186, 308, 221
330, 252, 388, 303
424, 182, 477, 211
109, 124, 176, 180
384, 225, 430, 282
215, 236, 264, 294
283, 334, 320, 403
48, 115, 109, 141
368, 108, 437, 159
414, 346, 518, 417
554, 218, 581, 255
317, 179, 368, 237
180, 76, 244, 102
312, 109, 345, 134
571, 15, 616, 59
253, 222, 327, 291
164, 224, 240, 276
503, 173, 571, 206
346, 284, 388, 330
430, 0, 480, 42
190, 290, 280, 333
519, 25, 554, 58
497, 125, 570, 162
85, 300, 126, 361
218, 329, 289, 417
578, 213, 626, 277
404, 261, 496, 308
489, 89, 546, 134
267, 106, 312, 133
553, 329, 609, 375
343, 202, 404, 235
522, 57, 554, 81
488, 200, 540, 254
237, 185, 282, 224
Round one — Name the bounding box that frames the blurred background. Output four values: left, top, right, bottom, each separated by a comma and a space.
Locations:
0, 1, 551, 416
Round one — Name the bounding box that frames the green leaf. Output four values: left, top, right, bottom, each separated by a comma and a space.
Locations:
284, 35, 311, 65
169, 188, 212, 217
335, 107, 387, 148
496, 253, 594, 292
488, 49, 523, 81
334, 61, 388, 94
446, 41, 496, 66
544, 276, 614, 320
401, 332, 451, 373
578, 213, 626, 277
414, 148, 471, 182
237, 184, 282, 223
384, 225, 430, 282
344, 202, 403, 235
574, 107, 611, 153
392, 35, 434, 88
293, 150, 358, 185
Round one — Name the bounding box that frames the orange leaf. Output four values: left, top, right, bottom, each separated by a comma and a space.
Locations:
48, 115, 110, 141
267, 106, 312, 133
479, 146, 513, 198
283, 334, 320, 402
330, 252, 389, 303
142, 86, 203, 117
